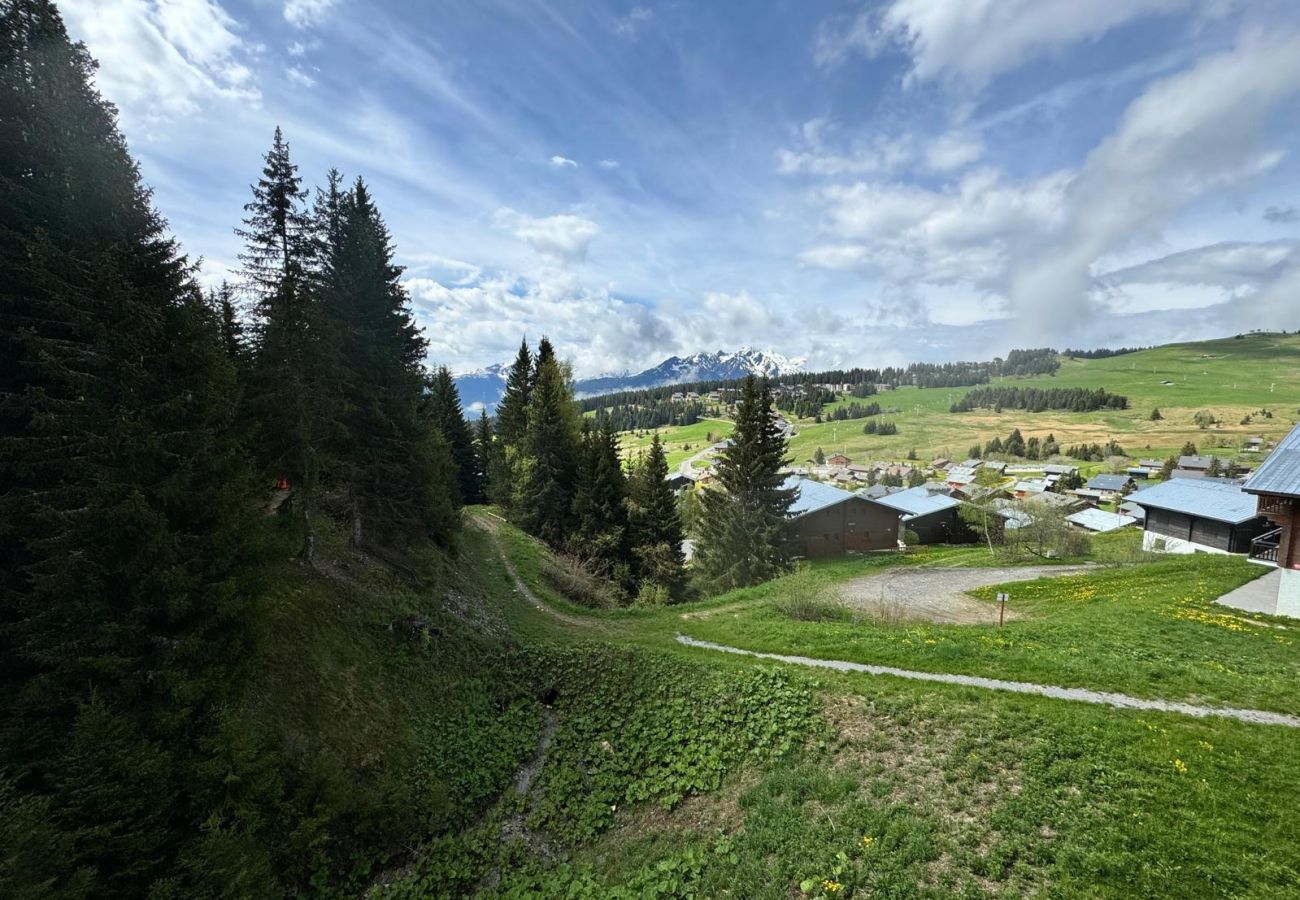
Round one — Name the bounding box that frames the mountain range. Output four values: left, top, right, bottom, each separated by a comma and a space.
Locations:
454, 348, 805, 412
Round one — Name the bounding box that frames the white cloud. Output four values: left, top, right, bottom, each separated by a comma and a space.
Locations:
797, 244, 872, 271
776, 124, 911, 177
286, 65, 316, 88
284, 0, 337, 28
60, 0, 260, 132
407, 270, 673, 376
494, 208, 600, 264
614, 7, 654, 38
925, 131, 983, 171
597, 159, 621, 169
797, 31, 1300, 345
1098, 241, 1299, 289
549, 155, 579, 168
827, 0, 1198, 87
1005, 31, 1300, 338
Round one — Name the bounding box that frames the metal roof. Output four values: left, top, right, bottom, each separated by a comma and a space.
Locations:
855, 484, 901, 500
1129, 478, 1262, 524
872, 485, 961, 520
1066, 508, 1137, 533
1243, 421, 1300, 497
784, 476, 869, 518
1087, 474, 1131, 490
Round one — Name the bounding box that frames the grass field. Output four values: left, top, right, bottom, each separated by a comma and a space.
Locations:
617, 417, 733, 468
609, 332, 1300, 467
450, 510, 1300, 897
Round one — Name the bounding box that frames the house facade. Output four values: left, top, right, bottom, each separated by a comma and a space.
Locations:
786, 477, 898, 558
1242, 422, 1300, 617
874, 485, 975, 545
1131, 479, 1271, 555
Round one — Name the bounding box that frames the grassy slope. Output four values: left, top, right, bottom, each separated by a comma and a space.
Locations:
465, 513, 1300, 897
608, 332, 1300, 466
261, 507, 1300, 897
617, 418, 733, 469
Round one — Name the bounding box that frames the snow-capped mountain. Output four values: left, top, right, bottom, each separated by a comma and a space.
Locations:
453, 348, 804, 413
451, 363, 510, 413
573, 348, 805, 397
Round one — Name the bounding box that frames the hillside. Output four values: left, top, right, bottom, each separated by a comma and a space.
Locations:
361, 511, 1300, 897
608, 333, 1300, 466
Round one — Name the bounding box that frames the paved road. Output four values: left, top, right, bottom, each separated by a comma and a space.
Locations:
675, 635, 1300, 728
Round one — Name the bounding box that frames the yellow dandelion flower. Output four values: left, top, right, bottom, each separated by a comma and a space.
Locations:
822, 880, 843, 893
862, 835, 875, 848
1173, 758, 1188, 775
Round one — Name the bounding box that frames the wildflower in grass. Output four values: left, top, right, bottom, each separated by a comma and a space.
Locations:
822, 879, 843, 893
862, 835, 875, 848
1173, 758, 1188, 775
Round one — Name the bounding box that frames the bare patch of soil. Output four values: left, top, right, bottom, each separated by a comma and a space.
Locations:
832, 565, 1091, 625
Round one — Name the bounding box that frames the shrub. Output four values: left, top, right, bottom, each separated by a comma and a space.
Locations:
541, 553, 622, 608
634, 582, 672, 607
777, 596, 854, 623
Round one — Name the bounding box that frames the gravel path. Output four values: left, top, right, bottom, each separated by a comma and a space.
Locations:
835, 564, 1093, 624
675, 635, 1300, 728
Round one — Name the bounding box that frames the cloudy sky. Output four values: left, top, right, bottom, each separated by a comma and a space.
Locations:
64, 0, 1300, 376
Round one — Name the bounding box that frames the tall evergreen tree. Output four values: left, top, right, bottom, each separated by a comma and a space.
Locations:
319, 177, 455, 545
693, 376, 795, 591
424, 366, 483, 504
237, 126, 323, 545
626, 434, 685, 595
515, 337, 579, 546
0, 3, 257, 891
489, 339, 532, 507
570, 417, 629, 581
211, 281, 245, 363
474, 410, 494, 502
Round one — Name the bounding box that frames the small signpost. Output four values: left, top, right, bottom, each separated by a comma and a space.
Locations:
997, 592, 1008, 626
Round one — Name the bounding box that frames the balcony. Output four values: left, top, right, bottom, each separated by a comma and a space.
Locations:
1249, 527, 1282, 566
1257, 494, 1298, 517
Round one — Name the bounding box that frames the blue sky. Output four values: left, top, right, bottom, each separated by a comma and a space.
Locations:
64, 0, 1300, 376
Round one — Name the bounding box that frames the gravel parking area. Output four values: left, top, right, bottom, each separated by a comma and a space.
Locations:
834, 565, 1093, 624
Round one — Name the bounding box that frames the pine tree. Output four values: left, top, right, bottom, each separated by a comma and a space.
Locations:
693, 376, 795, 591
1005, 428, 1026, 457
627, 434, 685, 595
0, 3, 257, 890
237, 127, 323, 544
319, 178, 455, 545
489, 339, 532, 507
211, 281, 246, 362
475, 411, 494, 501
515, 338, 579, 545
570, 417, 629, 583
424, 366, 483, 504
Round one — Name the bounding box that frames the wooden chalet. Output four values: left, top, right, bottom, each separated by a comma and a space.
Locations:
1242, 422, 1300, 617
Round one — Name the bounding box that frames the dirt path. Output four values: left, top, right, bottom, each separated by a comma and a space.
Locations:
470, 512, 612, 632
834, 564, 1093, 624
674, 635, 1300, 728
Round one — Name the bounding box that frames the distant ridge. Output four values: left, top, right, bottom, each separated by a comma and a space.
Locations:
455, 348, 804, 412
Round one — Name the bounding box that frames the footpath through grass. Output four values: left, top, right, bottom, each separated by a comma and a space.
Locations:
442, 511, 1300, 897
